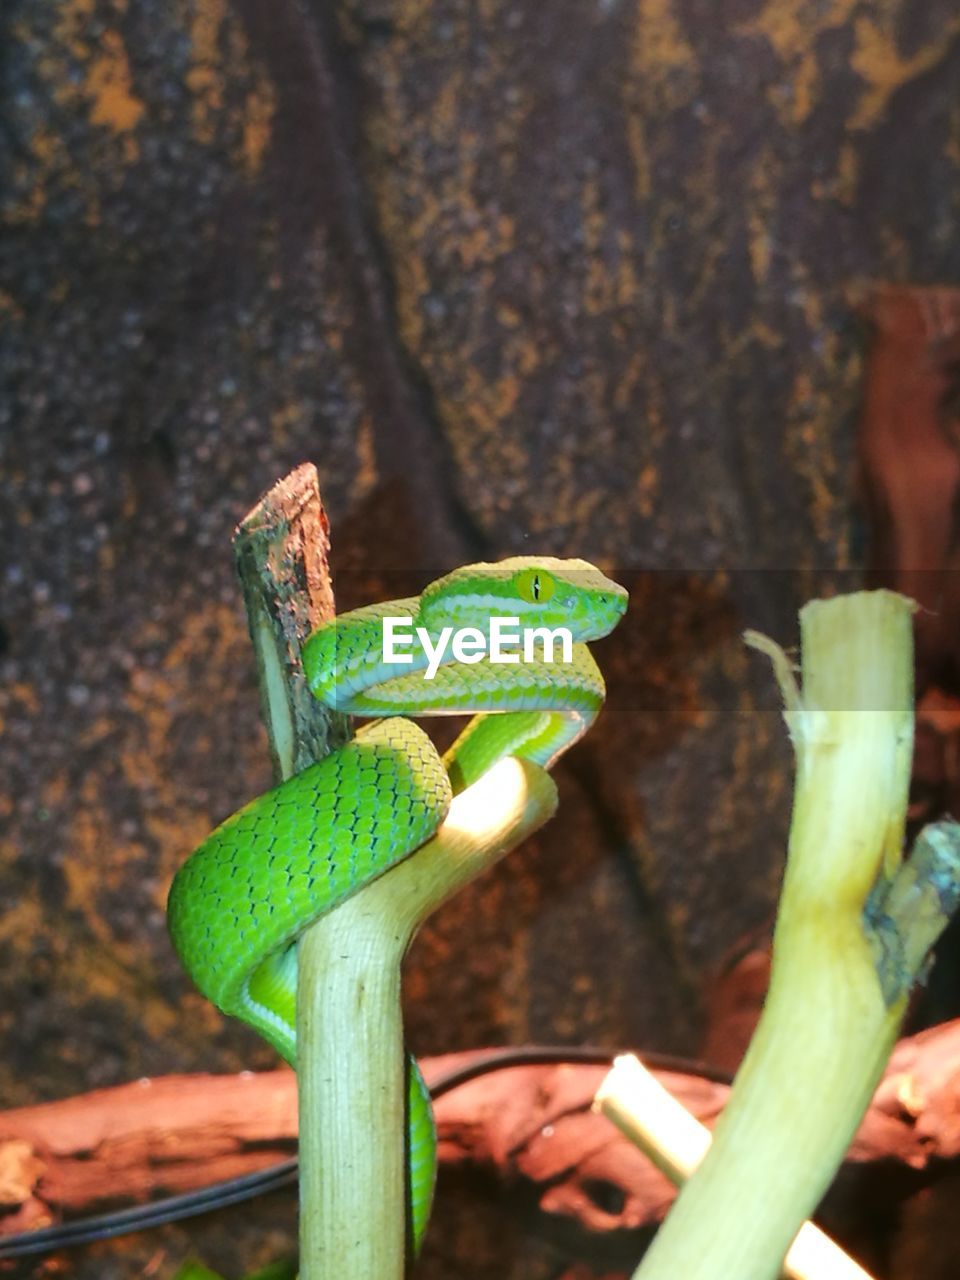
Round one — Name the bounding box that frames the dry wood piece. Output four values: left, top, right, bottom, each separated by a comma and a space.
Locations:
4, 1023, 960, 1248
0, 1072, 298, 1235
233, 460, 349, 780
857, 284, 960, 730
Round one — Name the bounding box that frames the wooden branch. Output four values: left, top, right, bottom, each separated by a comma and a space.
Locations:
183, 468, 561, 1276
233, 461, 349, 780
235, 466, 370, 1280
856, 284, 960, 697
4, 1022, 960, 1246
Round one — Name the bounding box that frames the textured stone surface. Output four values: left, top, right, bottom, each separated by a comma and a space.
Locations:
2, 0, 960, 1275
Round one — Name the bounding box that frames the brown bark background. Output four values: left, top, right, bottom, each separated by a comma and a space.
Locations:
6, 1022, 960, 1267
2, 2, 960, 1276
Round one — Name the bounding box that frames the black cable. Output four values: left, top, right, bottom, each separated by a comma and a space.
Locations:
0, 1046, 730, 1260
0, 1163, 301, 1258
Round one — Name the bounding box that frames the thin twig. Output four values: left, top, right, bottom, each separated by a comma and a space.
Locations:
594, 1054, 875, 1280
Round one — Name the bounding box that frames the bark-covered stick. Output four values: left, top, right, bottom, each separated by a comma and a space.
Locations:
235, 469, 559, 1277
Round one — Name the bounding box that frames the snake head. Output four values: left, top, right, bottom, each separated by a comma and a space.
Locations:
418, 557, 628, 643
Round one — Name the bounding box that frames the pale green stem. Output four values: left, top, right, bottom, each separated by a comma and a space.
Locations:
235, 472, 560, 1279
297, 758, 558, 1278
631, 591, 959, 1280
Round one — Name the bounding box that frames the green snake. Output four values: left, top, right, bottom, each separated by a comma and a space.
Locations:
167, 557, 628, 1250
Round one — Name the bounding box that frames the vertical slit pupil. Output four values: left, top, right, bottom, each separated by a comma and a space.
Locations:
533, 575, 540, 600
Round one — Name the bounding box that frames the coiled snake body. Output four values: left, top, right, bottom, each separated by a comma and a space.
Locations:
167, 557, 628, 1248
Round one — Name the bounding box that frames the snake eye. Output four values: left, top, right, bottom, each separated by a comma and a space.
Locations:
516, 568, 555, 604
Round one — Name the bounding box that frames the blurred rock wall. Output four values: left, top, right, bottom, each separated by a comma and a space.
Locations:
2, 0, 960, 1275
